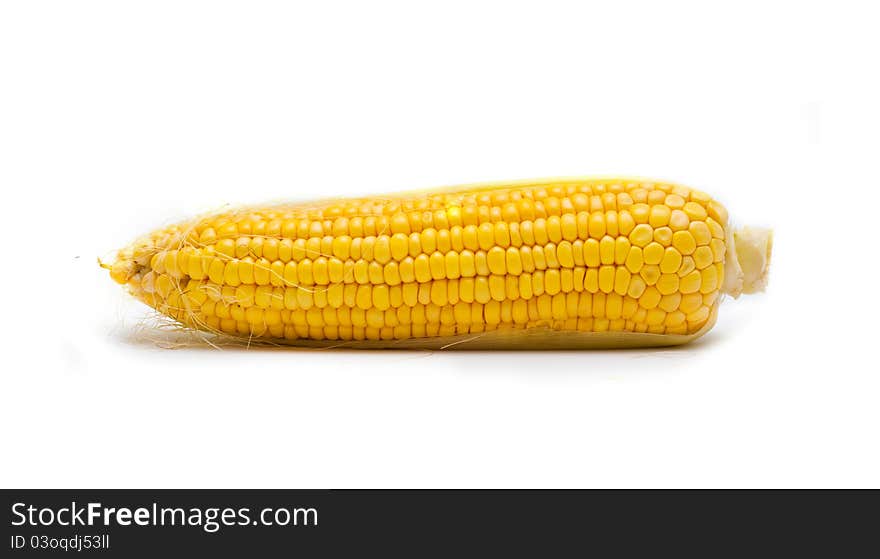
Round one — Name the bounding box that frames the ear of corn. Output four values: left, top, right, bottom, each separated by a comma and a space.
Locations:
105, 178, 771, 349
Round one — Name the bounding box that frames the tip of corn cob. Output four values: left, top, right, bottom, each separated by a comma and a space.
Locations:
722, 226, 773, 298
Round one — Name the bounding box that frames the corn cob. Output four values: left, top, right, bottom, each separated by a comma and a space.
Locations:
104, 178, 771, 349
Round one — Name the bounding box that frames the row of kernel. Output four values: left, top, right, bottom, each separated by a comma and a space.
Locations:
193, 313, 699, 340
264, 180, 705, 219
191, 192, 718, 243
188, 296, 713, 329
181, 260, 722, 314
184, 261, 721, 315
161, 256, 723, 315
157, 268, 722, 330
190, 215, 724, 274
180, 294, 713, 338
185, 314, 698, 341
203, 319, 531, 341
184, 180, 709, 232
182, 284, 716, 331
166, 221, 722, 284
181, 240, 722, 289
210, 218, 714, 272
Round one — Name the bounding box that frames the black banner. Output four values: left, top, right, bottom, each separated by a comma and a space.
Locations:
1, 490, 877, 556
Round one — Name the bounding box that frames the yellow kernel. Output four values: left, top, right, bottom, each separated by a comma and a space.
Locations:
640, 264, 660, 285
598, 265, 615, 294
556, 241, 574, 268
629, 223, 653, 247
312, 257, 329, 284
646, 308, 666, 326
374, 236, 392, 264
631, 203, 650, 224
414, 254, 431, 282
445, 251, 461, 279
429, 251, 446, 280
459, 250, 476, 277
474, 277, 491, 304
588, 212, 606, 238
708, 201, 728, 225
672, 231, 697, 255
604, 211, 619, 237
678, 256, 696, 277
648, 205, 671, 228
487, 246, 506, 275
520, 221, 535, 245
614, 267, 631, 296
446, 206, 463, 227
536, 295, 553, 321
518, 274, 533, 299
477, 223, 494, 250
660, 247, 683, 274
222, 260, 240, 286
665, 311, 686, 327
297, 288, 314, 310
643, 242, 664, 265
680, 270, 702, 294
571, 241, 585, 267
656, 273, 679, 295
199, 227, 217, 245
475, 251, 489, 275
592, 293, 606, 319
687, 305, 710, 324
430, 280, 448, 306
659, 292, 681, 312
370, 285, 390, 310
493, 222, 510, 248
512, 299, 529, 324
546, 216, 562, 243
489, 275, 506, 301
421, 228, 438, 254
462, 225, 479, 251
710, 238, 726, 263
545, 269, 561, 295
599, 236, 615, 265
583, 238, 600, 267
576, 292, 592, 317
625, 246, 644, 273
665, 194, 686, 209
639, 285, 661, 310
561, 214, 577, 241
614, 237, 630, 265
669, 209, 689, 231
683, 202, 708, 221
355, 284, 372, 310
407, 233, 422, 257
216, 238, 235, 259
627, 275, 647, 298
689, 221, 711, 246
618, 211, 635, 236
605, 293, 624, 320
584, 268, 599, 293
700, 266, 719, 294
234, 237, 250, 259
707, 218, 725, 239
402, 282, 419, 306
576, 212, 589, 238
506, 247, 523, 275
531, 246, 546, 270
435, 229, 451, 253
680, 292, 702, 314
693, 246, 714, 269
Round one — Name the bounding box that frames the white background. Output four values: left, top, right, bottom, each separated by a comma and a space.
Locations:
1, 1, 878, 488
